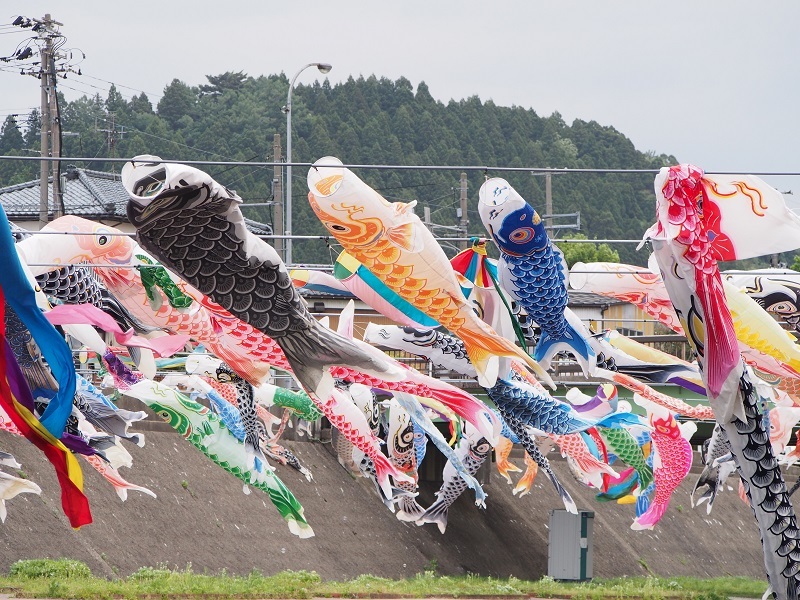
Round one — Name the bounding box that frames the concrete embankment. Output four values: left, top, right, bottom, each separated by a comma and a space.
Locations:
0, 425, 768, 582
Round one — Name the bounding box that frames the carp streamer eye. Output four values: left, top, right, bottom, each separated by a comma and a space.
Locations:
134, 169, 167, 197
771, 302, 796, 314
509, 227, 535, 243
97, 235, 108, 246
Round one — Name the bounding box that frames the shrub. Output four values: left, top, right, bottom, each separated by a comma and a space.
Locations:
9, 558, 91, 579
128, 565, 175, 581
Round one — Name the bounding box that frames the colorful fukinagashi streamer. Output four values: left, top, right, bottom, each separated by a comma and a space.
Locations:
0, 206, 90, 526
0, 329, 91, 527
1, 218, 76, 439
294, 254, 441, 330
450, 239, 539, 349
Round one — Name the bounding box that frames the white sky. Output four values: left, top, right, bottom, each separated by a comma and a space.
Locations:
2, 1, 799, 206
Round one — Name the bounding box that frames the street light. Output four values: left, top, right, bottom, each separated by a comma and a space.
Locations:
283, 62, 332, 266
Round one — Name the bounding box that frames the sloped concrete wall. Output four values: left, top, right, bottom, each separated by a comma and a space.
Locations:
0, 428, 768, 582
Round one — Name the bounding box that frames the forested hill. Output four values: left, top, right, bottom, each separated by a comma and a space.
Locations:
0, 72, 676, 264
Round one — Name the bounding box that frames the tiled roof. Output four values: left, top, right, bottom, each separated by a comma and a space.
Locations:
0, 167, 273, 236
242, 217, 272, 236
568, 290, 623, 307
0, 167, 129, 220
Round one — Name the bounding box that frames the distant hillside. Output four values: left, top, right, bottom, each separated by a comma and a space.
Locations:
0, 73, 677, 264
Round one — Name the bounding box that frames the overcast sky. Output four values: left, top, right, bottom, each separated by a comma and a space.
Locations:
3, 1, 799, 207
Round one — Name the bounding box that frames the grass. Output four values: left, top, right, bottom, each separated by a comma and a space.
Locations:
0, 559, 768, 600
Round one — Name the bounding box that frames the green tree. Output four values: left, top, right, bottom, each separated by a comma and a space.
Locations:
129, 93, 154, 115
105, 84, 129, 117
557, 233, 620, 268
157, 79, 197, 128
0, 116, 24, 153
23, 109, 41, 149
199, 71, 249, 97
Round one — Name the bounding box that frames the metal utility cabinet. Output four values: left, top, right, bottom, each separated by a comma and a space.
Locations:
547, 509, 594, 581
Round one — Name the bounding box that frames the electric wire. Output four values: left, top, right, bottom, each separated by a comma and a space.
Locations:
3, 154, 800, 176
77, 72, 162, 100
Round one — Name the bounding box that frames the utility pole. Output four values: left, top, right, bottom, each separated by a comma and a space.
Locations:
11, 13, 74, 224
272, 133, 284, 261
98, 113, 122, 155
29, 13, 65, 226
458, 172, 468, 249
48, 51, 63, 218
38, 14, 54, 226
545, 172, 553, 231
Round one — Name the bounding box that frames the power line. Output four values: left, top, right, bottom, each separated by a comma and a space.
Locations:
2, 154, 799, 176
92, 116, 241, 162
0, 229, 655, 246
58, 80, 114, 98
78, 72, 162, 100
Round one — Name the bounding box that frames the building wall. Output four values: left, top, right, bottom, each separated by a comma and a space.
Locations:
601, 303, 656, 336
569, 306, 605, 332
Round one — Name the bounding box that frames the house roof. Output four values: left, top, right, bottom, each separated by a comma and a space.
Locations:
567, 290, 624, 308
0, 166, 273, 235
0, 167, 129, 221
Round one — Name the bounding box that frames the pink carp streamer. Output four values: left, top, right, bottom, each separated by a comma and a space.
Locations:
631, 400, 694, 530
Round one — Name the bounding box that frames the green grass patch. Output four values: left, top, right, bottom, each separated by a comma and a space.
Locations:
9, 558, 92, 579
0, 561, 768, 600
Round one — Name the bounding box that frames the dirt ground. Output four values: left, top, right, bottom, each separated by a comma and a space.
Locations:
0, 425, 769, 582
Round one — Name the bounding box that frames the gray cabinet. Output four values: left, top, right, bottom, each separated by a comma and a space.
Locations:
547, 509, 594, 581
